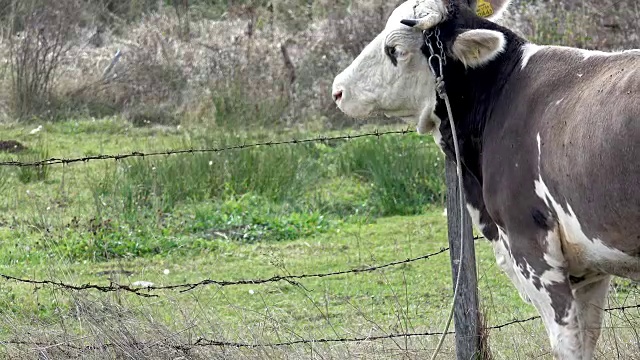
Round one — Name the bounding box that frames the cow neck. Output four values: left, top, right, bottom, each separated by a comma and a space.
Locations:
431, 20, 525, 184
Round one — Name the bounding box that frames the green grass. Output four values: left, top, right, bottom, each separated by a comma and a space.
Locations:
0, 119, 446, 261
337, 136, 445, 215
0, 119, 639, 359
0, 212, 540, 351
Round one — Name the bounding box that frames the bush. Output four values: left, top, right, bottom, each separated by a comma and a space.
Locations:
211, 84, 289, 128
88, 0, 162, 24
6, 0, 81, 120
502, 0, 639, 50
1, 0, 638, 125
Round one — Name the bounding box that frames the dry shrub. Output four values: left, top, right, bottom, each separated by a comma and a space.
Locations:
54, 9, 291, 127
282, 0, 404, 128
196, 19, 293, 127
0, 1, 458, 126
87, 0, 162, 24
4, 0, 635, 126
60, 11, 191, 125
52, 1, 407, 129
501, 0, 639, 50
2, 295, 203, 360
4, 0, 82, 120
94, 44, 187, 125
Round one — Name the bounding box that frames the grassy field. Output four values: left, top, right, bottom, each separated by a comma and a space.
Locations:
0, 119, 639, 359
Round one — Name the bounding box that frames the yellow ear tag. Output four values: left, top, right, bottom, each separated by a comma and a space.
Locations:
476, 0, 494, 17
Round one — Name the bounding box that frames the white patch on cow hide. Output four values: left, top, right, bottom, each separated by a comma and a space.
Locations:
536, 133, 542, 172
578, 48, 640, 58
507, 245, 568, 337
534, 133, 640, 279
493, 227, 530, 303
503, 224, 582, 360
516, 230, 565, 291
579, 49, 616, 60
539, 229, 566, 285
521, 44, 639, 71
547, 45, 638, 60
547, 302, 582, 360
520, 43, 543, 70
466, 203, 487, 235
515, 260, 580, 359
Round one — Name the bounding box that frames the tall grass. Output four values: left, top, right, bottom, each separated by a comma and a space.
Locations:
0, 165, 10, 197
211, 84, 290, 129
337, 135, 445, 215
51, 131, 444, 260
14, 141, 50, 184
93, 133, 444, 222
0, 128, 445, 260
94, 136, 323, 216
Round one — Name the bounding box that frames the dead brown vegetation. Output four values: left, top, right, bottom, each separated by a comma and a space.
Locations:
0, 0, 637, 126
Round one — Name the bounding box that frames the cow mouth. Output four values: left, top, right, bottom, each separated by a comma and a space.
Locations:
384, 110, 417, 119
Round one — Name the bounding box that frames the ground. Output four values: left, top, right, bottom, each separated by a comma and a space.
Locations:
0, 119, 638, 359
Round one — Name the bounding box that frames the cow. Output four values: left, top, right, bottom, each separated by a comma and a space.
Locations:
331, 0, 640, 358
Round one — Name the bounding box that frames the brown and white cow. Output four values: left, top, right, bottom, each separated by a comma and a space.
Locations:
331, 0, 640, 358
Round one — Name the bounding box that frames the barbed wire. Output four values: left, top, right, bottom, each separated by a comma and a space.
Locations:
0, 129, 415, 167
189, 330, 455, 348
187, 313, 545, 348
0, 272, 157, 298
5, 304, 640, 352
0, 247, 450, 297
604, 303, 640, 313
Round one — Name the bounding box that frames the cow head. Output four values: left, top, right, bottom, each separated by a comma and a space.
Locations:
331, 0, 512, 134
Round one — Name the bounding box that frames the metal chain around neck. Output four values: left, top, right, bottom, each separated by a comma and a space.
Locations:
425, 28, 446, 65
423, 27, 447, 99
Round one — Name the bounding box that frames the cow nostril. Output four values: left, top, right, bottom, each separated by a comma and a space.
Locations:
333, 90, 343, 102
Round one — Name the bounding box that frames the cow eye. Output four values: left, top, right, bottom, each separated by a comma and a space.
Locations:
385, 45, 399, 66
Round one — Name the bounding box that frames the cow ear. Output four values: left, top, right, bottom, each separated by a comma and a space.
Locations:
466, 0, 512, 20
451, 29, 506, 68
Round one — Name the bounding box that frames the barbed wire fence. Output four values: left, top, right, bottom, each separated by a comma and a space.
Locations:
1, 128, 639, 358
0, 129, 415, 168
0, 247, 451, 298
2, 250, 640, 353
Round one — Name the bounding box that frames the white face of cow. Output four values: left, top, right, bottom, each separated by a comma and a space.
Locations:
332, 0, 511, 134
331, 1, 441, 133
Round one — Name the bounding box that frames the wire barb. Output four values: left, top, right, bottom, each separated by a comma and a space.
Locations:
0, 248, 450, 297
0, 129, 415, 168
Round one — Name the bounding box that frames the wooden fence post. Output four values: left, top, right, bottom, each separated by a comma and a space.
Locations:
445, 158, 483, 359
